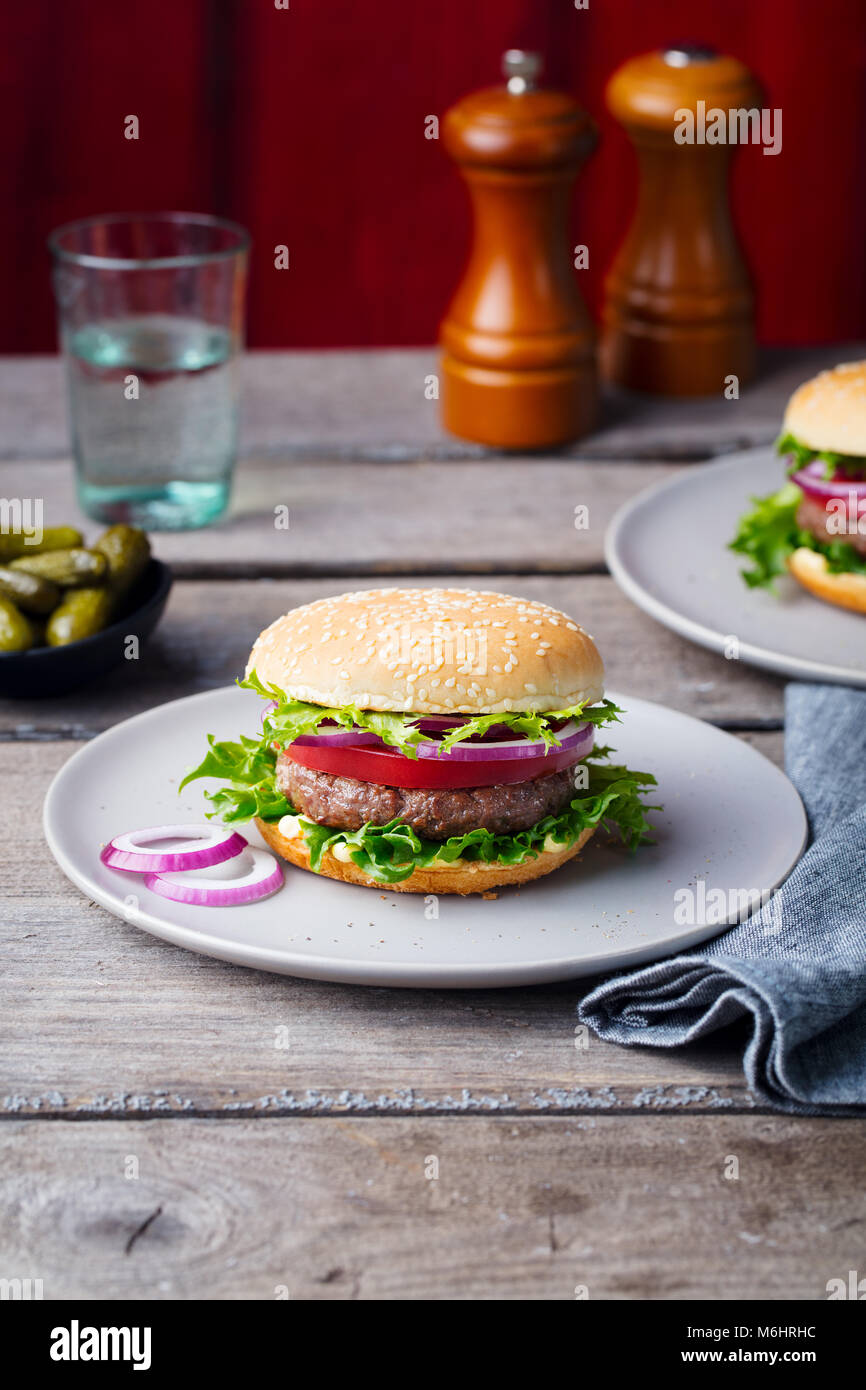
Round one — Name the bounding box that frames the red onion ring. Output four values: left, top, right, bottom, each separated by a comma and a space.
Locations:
290, 718, 592, 761
411, 716, 468, 731
791, 460, 866, 504
101, 824, 249, 873
260, 700, 278, 727
291, 727, 385, 748
143, 847, 283, 906
415, 720, 593, 762
292, 719, 526, 748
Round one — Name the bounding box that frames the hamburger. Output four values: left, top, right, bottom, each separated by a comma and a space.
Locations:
731, 361, 866, 613
181, 588, 656, 895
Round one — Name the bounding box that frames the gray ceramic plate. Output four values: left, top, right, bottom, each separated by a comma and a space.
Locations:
606, 447, 865, 687
43, 684, 806, 988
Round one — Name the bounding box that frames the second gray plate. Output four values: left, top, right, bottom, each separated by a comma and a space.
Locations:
606, 447, 865, 687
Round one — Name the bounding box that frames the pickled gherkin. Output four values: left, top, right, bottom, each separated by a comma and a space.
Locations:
93, 525, 151, 598
0, 566, 60, 614
10, 547, 108, 588
46, 588, 115, 647
0, 526, 83, 563
0, 595, 37, 651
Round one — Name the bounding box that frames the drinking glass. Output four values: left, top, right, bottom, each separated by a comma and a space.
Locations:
49, 212, 249, 530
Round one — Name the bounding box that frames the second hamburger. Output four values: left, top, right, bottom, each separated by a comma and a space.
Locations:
731, 361, 866, 613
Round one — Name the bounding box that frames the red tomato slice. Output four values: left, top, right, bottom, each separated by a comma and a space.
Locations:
284, 740, 581, 789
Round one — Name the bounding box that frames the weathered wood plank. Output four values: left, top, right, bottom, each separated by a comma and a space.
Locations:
1, 344, 862, 461
0, 456, 676, 574
0, 576, 785, 736
0, 1115, 861, 1299
2, 734, 782, 1115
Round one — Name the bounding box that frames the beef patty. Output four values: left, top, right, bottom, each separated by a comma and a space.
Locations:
276, 753, 576, 840
797, 494, 866, 557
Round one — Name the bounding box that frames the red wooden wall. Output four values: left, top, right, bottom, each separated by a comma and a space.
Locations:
2, 0, 864, 353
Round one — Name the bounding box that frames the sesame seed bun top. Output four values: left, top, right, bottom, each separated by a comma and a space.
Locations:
783, 361, 866, 457
246, 587, 605, 715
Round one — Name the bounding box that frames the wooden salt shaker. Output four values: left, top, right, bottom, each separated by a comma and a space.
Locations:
439, 51, 598, 449
602, 46, 760, 396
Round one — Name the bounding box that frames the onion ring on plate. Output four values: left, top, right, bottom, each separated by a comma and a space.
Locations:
101, 824, 248, 874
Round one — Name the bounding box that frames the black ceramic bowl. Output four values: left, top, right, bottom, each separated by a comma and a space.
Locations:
0, 559, 173, 699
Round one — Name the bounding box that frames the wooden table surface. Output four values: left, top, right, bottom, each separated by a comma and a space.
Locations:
2, 345, 864, 1301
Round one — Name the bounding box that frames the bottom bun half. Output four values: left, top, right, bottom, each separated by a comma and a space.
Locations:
255, 817, 595, 895
788, 548, 866, 615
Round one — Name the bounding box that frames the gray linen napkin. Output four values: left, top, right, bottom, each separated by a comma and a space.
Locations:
579, 683, 866, 1115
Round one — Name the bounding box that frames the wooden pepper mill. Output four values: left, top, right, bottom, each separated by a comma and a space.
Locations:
602, 46, 760, 395
439, 51, 598, 449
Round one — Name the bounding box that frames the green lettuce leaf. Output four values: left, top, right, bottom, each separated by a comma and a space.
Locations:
231, 671, 622, 759
810, 537, 866, 578
434, 698, 623, 753
776, 431, 866, 480
179, 732, 287, 824
730, 482, 866, 590
240, 669, 429, 757
729, 482, 802, 589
